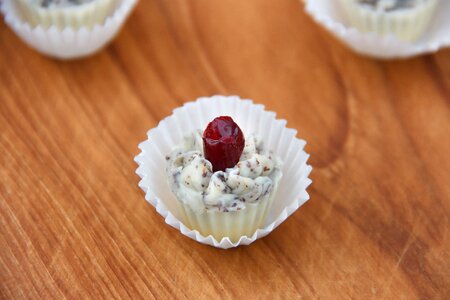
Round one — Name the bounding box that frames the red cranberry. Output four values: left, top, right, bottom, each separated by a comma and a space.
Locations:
203, 116, 245, 172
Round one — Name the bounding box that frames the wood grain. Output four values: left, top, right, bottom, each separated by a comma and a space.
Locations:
1, 0, 449, 298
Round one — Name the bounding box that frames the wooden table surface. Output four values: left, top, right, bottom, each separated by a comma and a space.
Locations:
1, 0, 449, 299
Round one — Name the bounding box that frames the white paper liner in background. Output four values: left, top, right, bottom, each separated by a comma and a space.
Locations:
135, 96, 313, 249
304, 0, 450, 59
0, 0, 137, 59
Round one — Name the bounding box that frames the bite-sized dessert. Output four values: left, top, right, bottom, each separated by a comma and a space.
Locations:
32, 0, 96, 9
340, 0, 439, 41
165, 116, 282, 242
16, 0, 116, 29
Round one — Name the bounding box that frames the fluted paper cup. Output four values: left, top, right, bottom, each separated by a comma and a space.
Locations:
135, 96, 312, 249
1, 0, 137, 59
303, 0, 450, 59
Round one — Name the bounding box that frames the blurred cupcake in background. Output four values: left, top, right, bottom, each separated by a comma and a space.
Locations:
340, 0, 439, 41
16, 0, 117, 29
1, 0, 137, 59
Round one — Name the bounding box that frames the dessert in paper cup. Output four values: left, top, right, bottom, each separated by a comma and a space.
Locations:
16, 0, 117, 29
303, 0, 450, 58
135, 96, 312, 249
1, 0, 137, 59
340, 0, 439, 42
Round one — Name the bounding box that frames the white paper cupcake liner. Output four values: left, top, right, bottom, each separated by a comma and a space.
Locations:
304, 0, 450, 59
135, 95, 313, 249
1, 0, 137, 59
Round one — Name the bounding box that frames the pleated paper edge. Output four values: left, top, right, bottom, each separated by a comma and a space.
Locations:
134, 96, 313, 249
0, 0, 138, 59
303, 0, 450, 59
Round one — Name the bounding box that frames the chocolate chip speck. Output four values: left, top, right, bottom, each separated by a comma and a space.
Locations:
217, 173, 226, 181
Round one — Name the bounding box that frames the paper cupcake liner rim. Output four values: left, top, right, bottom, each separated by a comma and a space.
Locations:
134, 96, 313, 249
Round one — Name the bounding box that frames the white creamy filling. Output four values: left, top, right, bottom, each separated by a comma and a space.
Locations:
357, 0, 425, 12
30, 0, 95, 8
166, 130, 282, 212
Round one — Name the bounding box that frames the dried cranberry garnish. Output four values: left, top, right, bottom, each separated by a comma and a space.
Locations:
203, 116, 245, 172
